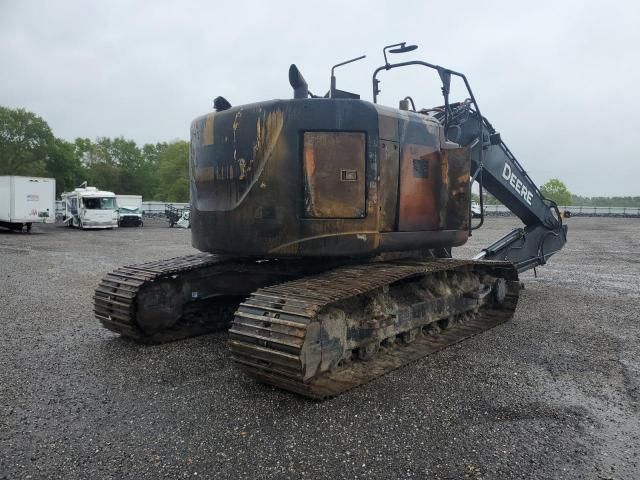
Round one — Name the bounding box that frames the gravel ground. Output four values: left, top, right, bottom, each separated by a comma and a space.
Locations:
0, 217, 638, 479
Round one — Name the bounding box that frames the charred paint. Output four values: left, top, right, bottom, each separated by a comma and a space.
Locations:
303, 131, 366, 218
202, 114, 215, 146
190, 98, 471, 257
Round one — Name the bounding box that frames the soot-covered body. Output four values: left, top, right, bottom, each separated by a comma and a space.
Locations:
190, 98, 471, 257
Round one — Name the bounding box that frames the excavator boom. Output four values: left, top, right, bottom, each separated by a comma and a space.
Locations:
445, 102, 568, 272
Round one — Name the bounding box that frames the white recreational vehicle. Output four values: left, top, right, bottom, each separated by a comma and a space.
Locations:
0, 176, 56, 232
60, 184, 118, 229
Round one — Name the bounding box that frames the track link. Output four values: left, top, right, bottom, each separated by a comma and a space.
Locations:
229, 258, 519, 399
94, 253, 233, 343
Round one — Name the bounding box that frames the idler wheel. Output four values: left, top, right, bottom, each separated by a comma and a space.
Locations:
358, 341, 380, 361
136, 280, 183, 334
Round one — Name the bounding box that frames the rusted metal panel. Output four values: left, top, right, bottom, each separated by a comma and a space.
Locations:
378, 110, 399, 141
444, 147, 471, 231
190, 99, 471, 257
439, 150, 449, 228
398, 144, 441, 231
191, 107, 284, 213
378, 141, 399, 232
303, 132, 366, 218
202, 114, 215, 146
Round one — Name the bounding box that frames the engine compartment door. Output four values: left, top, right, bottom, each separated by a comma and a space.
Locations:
398, 144, 442, 231
302, 131, 366, 219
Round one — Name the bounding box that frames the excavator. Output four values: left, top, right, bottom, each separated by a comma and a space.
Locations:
94, 43, 567, 399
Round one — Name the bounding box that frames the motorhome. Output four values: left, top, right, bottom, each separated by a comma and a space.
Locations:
60, 184, 118, 229
0, 176, 56, 232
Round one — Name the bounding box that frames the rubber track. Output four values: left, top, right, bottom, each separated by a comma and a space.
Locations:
94, 253, 230, 343
229, 258, 519, 399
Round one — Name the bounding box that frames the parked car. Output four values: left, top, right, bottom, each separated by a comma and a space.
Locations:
118, 206, 143, 227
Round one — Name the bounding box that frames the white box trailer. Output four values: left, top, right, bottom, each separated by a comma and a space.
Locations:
0, 176, 56, 232
60, 185, 118, 229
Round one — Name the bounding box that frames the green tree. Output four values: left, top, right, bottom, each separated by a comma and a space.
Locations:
540, 178, 572, 206
0, 106, 53, 175
155, 141, 189, 201
46, 138, 86, 193
137, 142, 169, 199
142, 142, 169, 166
570, 195, 640, 207
82, 136, 156, 197
482, 192, 502, 205
73, 137, 93, 163
110, 137, 144, 194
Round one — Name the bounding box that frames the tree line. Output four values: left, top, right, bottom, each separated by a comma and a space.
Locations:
0, 106, 188, 201
478, 178, 639, 207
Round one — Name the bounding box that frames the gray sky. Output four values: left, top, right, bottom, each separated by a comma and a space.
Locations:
1, 0, 638, 196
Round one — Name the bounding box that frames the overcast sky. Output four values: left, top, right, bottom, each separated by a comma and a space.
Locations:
1, 0, 638, 196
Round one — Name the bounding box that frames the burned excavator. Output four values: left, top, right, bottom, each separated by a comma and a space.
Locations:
94, 43, 567, 399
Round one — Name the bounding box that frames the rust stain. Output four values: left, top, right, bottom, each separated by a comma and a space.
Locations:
232, 111, 242, 161
194, 164, 241, 182
398, 144, 440, 231
302, 132, 366, 218
202, 114, 215, 146
269, 231, 380, 254
238, 158, 247, 180
440, 152, 449, 227
253, 110, 284, 164
194, 166, 213, 181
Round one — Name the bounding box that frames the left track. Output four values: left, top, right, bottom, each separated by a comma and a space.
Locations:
94, 253, 236, 343
94, 253, 350, 344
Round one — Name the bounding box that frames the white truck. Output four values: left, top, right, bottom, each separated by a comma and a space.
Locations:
115, 194, 143, 227
471, 200, 482, 218
0, 176, 56, 232
60, 184, 118, 229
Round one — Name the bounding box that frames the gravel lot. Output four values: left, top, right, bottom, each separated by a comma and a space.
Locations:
1, 217, 638, 479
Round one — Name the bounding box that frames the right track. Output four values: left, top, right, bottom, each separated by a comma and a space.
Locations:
229, 258, 520, 399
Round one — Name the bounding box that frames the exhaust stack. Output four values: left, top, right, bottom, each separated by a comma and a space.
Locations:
288, 64, 308, 99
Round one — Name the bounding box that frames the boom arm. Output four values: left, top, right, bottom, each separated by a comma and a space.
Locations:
446, 102, 568, 272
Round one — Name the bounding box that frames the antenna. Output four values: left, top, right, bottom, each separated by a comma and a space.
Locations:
330, 55, 366, 98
